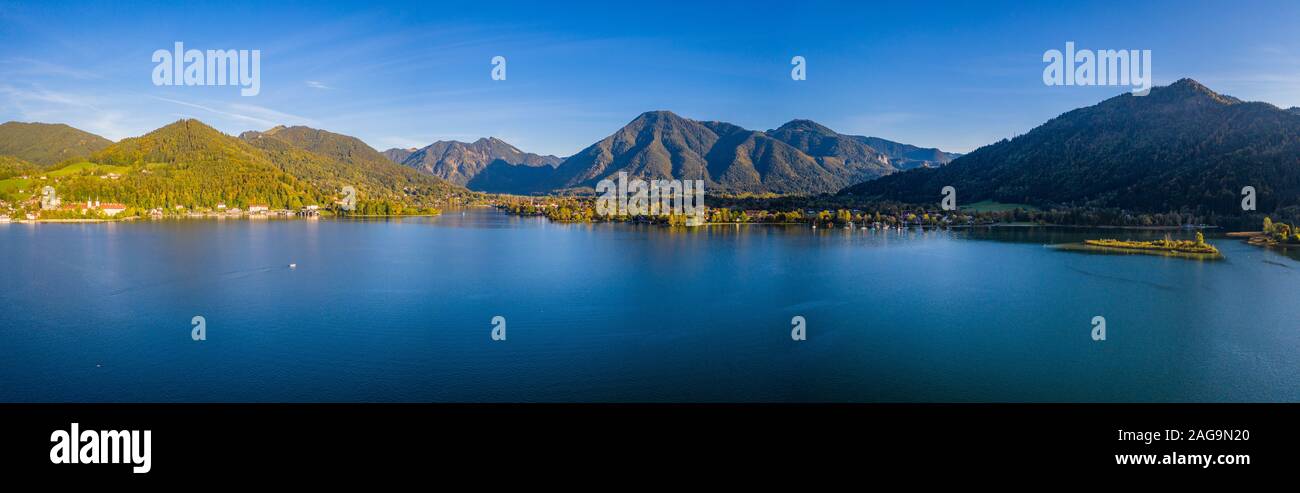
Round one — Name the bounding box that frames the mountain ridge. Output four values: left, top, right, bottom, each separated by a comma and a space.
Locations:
388, 137, 562, 187
544, 110, 957, 195
842, 78, 1300, 216
4, 119, 467, 212
0, 121, 113, 166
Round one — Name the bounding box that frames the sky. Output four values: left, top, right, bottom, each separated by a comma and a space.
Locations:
2, 0, 1300, 156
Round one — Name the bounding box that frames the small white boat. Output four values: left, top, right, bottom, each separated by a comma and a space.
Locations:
288, 263, 297, 269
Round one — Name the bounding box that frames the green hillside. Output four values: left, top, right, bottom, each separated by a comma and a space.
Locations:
843, 79, 1300, 223
0, 155, 39, 180
63, 119, 324, 209
0, 122, 113, 166
240, 125, 467, 206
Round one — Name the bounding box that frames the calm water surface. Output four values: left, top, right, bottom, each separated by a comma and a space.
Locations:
2, 209, 1298, 402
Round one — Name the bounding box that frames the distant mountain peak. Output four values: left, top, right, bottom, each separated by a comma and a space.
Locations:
630, 110, 689, 126
1150, 78, 1241, 105
395, 136, 561, 187
153, 118, 226, 136
774, 119, 836, 135
1169, 77, 1209, 90
638, 110, 680, 118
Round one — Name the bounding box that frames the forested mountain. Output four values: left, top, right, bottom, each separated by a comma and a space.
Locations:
853, 136, 960, 169
0, 122, 113, 166
545, 111, 955, 194
6, 119, 468, 212
763, 119, 896, 180
392, 137, 561, 186
843, 79, 1300, 217
77, 119, 324, 209
240, 125, 464, 204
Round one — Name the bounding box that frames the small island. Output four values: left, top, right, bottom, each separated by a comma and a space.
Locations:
1056, 232, 1223, 260
1228, 217, 1300, 251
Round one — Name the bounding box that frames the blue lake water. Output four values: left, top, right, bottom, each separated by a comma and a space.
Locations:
2, 208, 1298, 402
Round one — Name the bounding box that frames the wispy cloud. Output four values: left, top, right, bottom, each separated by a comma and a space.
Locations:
0, 84, 132, 139
305, 80, 331, 89
0, 57, 101, 80
0, 84, 103, 110
151, 97, 317, 129
228, 103, 317, 126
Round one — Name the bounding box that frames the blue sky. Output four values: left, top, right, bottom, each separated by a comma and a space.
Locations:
2, 0, 1300, 156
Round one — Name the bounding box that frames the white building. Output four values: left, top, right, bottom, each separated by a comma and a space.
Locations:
99, 203, 127, 217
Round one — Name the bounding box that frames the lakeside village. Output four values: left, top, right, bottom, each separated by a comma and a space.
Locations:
0, 170, 444, 222
0, 196, 330, 223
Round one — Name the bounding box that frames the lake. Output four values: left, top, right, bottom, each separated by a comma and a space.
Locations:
2, 208, 1298, 402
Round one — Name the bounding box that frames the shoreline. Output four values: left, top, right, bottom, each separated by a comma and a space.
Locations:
1228, 231, 1300, 252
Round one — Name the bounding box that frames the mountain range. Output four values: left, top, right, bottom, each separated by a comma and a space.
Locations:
843, 78, 1300, 216
383, 137, 561, 189
386, 111, 957, 195
12, 78, 1290, 220
546, 111, 958, 195
2, 112, 956, 203
0, 119, 466, 210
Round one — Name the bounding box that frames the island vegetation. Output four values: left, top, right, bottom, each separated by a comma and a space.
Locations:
1056, 232, 1223, 260
1227, 217, 1300, 250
